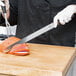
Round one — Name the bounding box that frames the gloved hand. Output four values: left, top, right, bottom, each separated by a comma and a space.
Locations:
0, 0, 10, 13
53, 5, 76, 27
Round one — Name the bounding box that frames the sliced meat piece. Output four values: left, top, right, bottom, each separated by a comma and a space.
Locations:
0, 36, 30, 56
8, 43, 29, 56
0, 37, 20, 52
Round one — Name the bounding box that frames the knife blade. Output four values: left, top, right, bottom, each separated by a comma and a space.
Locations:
4, 22, 55, 52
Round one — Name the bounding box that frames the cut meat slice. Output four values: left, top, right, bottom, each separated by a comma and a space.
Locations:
0, 37, 20, 52
0, 36, 30, 56
8, 43, 29, 56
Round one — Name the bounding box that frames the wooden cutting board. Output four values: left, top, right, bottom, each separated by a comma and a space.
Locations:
0, 43, 76, 76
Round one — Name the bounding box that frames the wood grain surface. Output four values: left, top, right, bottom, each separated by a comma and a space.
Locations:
0, 43, 76, 76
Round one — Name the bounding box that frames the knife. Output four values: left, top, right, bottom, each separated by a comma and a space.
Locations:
4, 22, 56, 52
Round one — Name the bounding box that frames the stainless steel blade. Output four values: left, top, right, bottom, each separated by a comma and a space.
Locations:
4, 22, 55, 52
